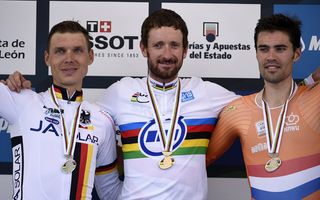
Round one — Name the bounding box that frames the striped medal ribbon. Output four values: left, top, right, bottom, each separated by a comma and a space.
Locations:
262, 80, 296, 172
49, 85, 82, 174
147, 78, 181, 170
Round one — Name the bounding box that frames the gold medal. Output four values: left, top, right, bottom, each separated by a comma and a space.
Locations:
265, 157, 281, 172
159, 151, 175, 170
62, 158, 77, 174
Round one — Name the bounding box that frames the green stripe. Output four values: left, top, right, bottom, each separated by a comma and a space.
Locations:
123, 146, 207, 160
173, 146, 207, 155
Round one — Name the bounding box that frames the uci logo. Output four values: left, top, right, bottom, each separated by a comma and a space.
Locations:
138, 116, 187, 157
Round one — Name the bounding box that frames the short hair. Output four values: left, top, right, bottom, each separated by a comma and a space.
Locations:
47, 20, 92, 51
254, 14, 302, 51
140, 9, 188, 49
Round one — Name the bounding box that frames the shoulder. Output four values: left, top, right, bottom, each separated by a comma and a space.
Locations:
181, 77, 225, 90
221, 93, 256, 116
82, 101, 114, 126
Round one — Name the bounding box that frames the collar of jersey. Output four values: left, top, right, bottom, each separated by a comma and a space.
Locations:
148, 76, 178, 91
52, 84, 83, 102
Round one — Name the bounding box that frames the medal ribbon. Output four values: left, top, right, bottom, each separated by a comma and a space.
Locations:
262, 80, 296, 156
147, 78, 181, 152
49, 85, 82, 158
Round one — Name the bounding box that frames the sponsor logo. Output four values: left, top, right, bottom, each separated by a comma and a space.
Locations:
131, 92, 149, 103
30, 120, 59, 136
255, 120, 265, 137
44, 117, 59, 125
203, 22, 219, 42
43, 106, 61, 118
138, 116, 187, 157
12, 137, 23, 200
255, 112, 300, 137
189, 21, 251, 60
77, 132, 99, 145
251, 142, 267, 154
87, 21, 111, 33
181, 90, 195, 102
87, 20, 140, 59
284, 112, 300, 132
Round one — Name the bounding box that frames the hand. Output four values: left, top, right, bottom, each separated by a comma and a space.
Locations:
6, 71, 32, 92
312, 66, 320, 82
0, 80, 7, 85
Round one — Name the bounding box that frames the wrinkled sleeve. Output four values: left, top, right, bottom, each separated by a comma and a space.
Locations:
0, 83, 19, 124
94, 110, 122, 200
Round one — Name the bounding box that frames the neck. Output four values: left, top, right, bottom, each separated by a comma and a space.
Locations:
53, 84, 81, 97
148, 74, 178, 84
262, 79, 293, 107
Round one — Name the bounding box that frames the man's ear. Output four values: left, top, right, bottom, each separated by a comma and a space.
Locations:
88, 49, 94, 65
293, 48, 301, 63
140, 42, 148, 58
44, 50, 50, 67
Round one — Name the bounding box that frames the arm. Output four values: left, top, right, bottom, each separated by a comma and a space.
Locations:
94, 111, 122, 200
206, 101, 251, 166
206, 107, 236, 166
0, 83, 20, 124
300, 66, 320, 85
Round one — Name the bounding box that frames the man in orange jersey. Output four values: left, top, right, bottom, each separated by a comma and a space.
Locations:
206, 14, 320, 199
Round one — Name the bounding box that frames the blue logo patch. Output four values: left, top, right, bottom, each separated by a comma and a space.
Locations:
138, 116, 187, 157
181, 91, 195, 102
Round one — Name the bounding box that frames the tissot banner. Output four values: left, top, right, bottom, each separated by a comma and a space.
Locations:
49, 1, 148, 76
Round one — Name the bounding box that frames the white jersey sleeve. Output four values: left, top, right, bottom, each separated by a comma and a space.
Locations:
93, 105, 122, 200
0, 83, 36, 125
0, 83, 19, 124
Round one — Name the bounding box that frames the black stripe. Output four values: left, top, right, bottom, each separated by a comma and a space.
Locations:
69, 143, 81, 199
121, 136, 138, 145
185, 131, 211, 140
122, 131, 211, 145
11, 136, 24, 200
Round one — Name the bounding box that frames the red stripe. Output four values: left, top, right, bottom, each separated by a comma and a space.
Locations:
188, 124, 214, 133
121, 129, 140, 138
121, 124, 214, 139
96, 159, 117, 173
247, 153, 320, 177
76, 144, 88, 200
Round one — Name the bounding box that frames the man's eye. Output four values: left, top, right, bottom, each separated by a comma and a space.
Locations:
154, 43, 162, 48
74, 48, 83, 53
258, 47, 268, 52
55, 49, 65, 54
275, 47, 286, 52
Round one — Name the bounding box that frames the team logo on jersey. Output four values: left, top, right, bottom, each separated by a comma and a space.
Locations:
131, 92, 149, 103
43, 106, 61, 118
79, 109, 94, 130
284, 112, 300, 133
256, 112, 300, 136
138, 116, 187, 157
181, 90, 195, 102
255, 120, 265, 137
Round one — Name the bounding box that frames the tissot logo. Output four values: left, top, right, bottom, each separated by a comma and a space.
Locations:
87, 21, 111, 33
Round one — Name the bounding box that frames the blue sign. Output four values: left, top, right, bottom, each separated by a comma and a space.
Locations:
0, 117, 12, 162
274, 4, 320, 79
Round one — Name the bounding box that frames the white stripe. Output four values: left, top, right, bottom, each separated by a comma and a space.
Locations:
249, 165, 320, 192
